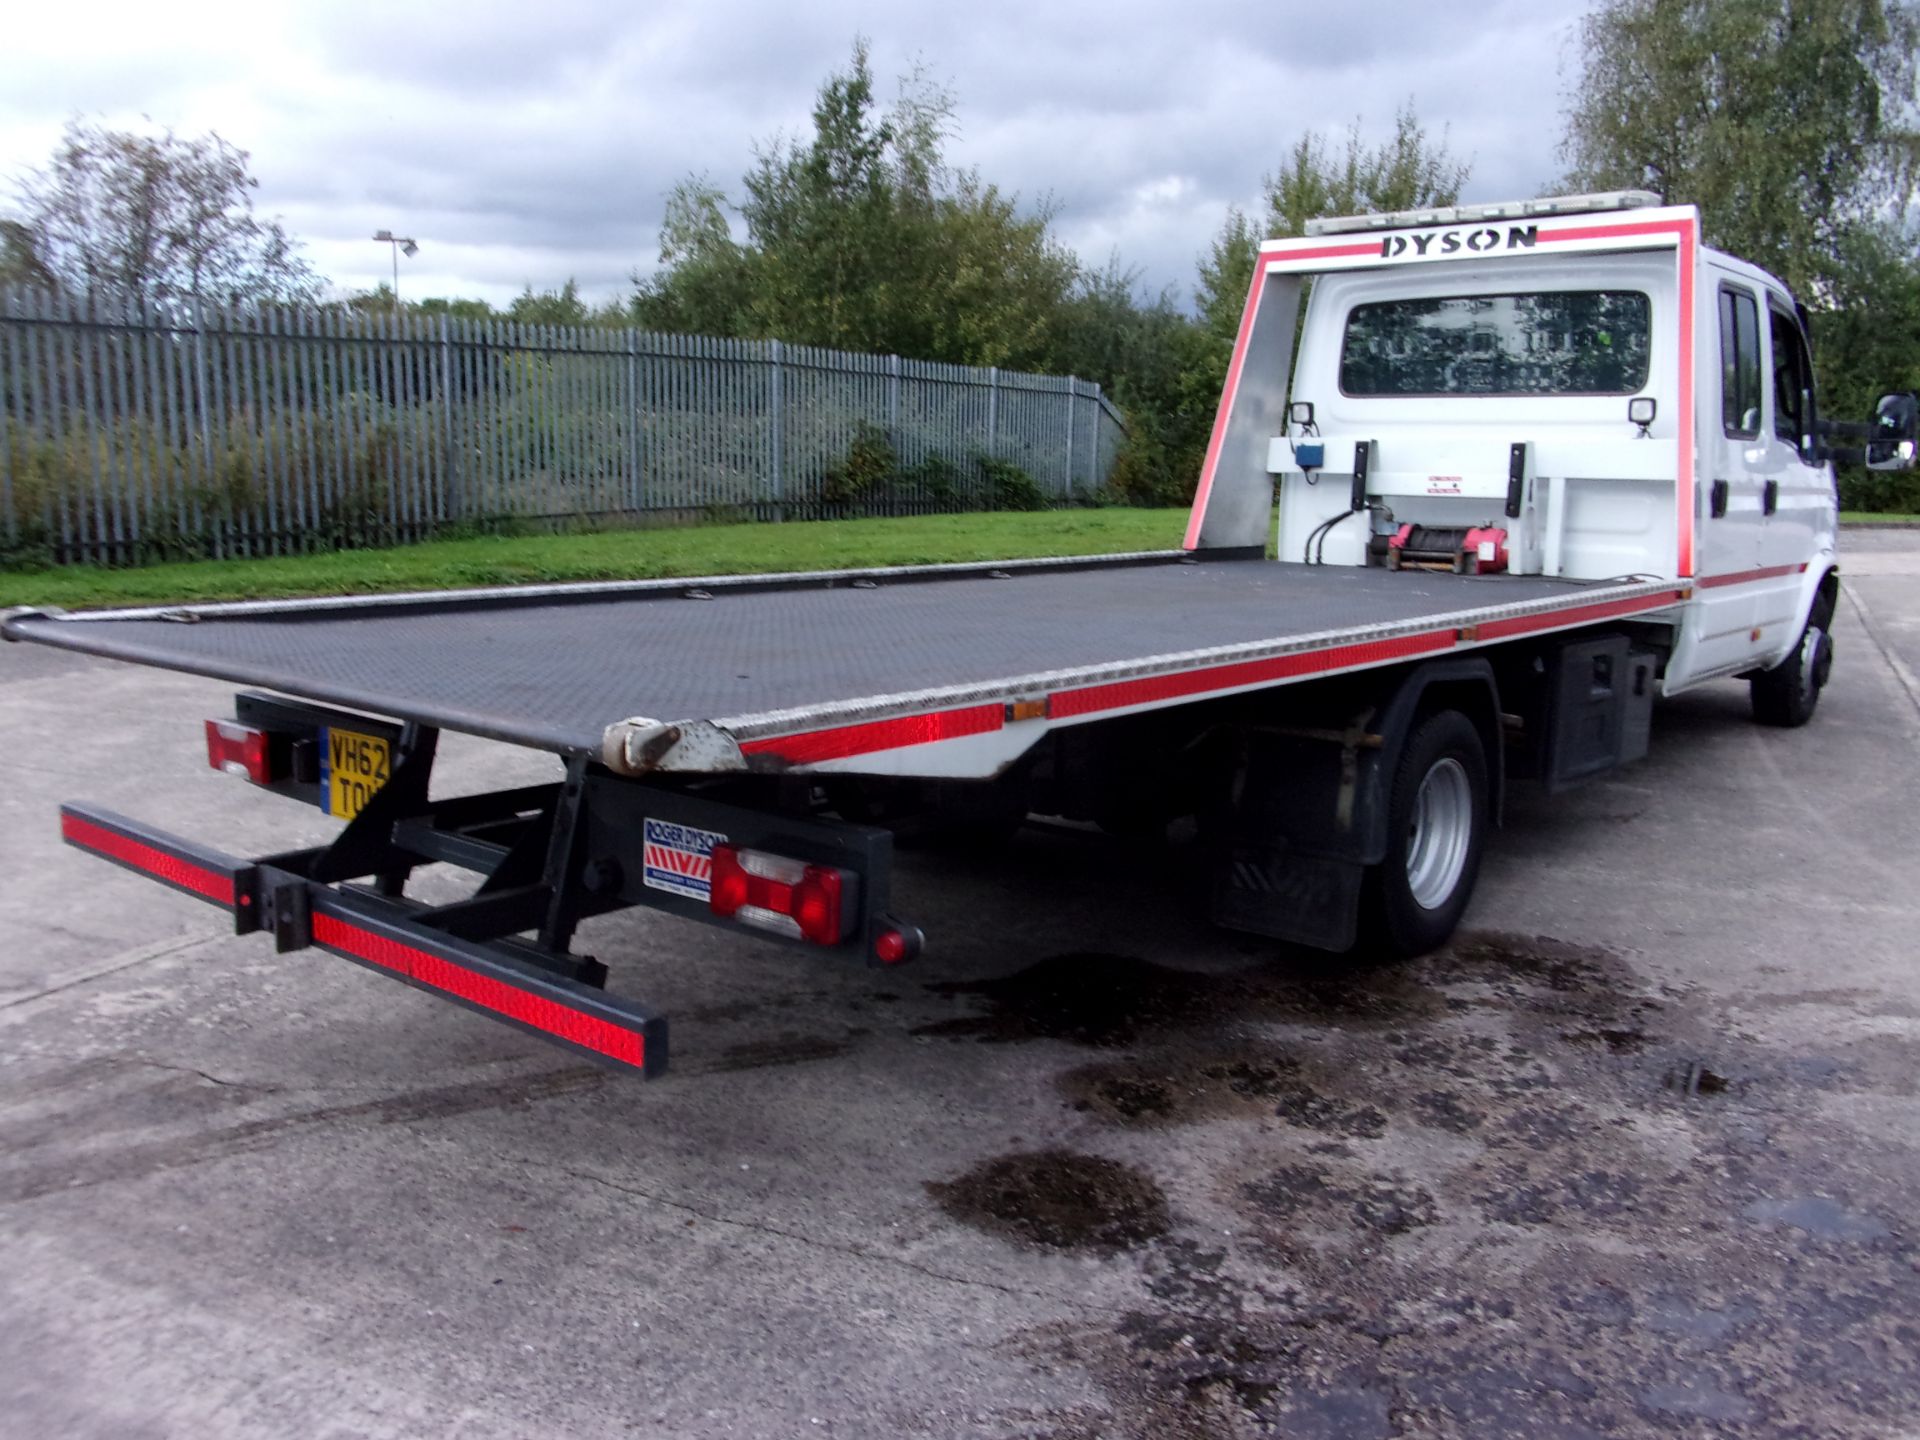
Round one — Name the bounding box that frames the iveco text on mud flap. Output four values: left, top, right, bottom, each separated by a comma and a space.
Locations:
7, 191, 1915, 1078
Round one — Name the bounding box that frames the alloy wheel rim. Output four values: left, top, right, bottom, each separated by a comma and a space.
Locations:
1406, 756, 1473, 911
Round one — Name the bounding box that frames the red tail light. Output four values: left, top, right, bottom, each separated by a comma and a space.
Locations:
205, 719, 272, 784
709, 844, 850, 945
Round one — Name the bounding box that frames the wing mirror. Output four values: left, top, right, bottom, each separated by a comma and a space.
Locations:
1867, 392, 1918, 472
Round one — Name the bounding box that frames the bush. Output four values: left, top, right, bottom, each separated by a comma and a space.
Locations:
1838, 465, 1920, 514
1104, 431, 1197, 508
979, 455, 1046, 511
820, 422, 898, 505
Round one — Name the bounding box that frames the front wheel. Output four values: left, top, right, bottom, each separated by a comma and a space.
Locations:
1751, 598, 1834, 728
1361, 710, 1488, 958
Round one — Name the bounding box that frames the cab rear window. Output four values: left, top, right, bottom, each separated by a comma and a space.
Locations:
1340, 290, 1652, 397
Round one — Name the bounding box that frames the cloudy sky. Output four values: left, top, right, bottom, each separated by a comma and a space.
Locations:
0, 0, 1594, 311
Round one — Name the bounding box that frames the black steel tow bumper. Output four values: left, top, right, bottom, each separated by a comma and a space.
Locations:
61, 803, 670, 1076
57, 700, 919, 1079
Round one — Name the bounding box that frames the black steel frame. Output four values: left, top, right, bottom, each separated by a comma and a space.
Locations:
58, 695, 916, 1078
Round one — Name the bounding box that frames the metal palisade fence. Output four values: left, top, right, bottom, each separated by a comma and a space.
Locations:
0, 286, 1128, 567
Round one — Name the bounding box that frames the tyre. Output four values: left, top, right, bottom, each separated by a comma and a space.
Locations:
1361, 709, 1488, 958
1750, 595, 1834, 728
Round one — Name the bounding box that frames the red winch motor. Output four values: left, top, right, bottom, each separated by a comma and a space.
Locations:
1385, 524, 1509, 574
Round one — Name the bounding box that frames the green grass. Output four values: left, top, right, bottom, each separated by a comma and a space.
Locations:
1840, 511, 1920, 524
0, 509, 1192, 610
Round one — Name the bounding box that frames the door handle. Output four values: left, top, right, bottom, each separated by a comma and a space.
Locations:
1710, 479, 1729, 518
1763, 479, 1779, 516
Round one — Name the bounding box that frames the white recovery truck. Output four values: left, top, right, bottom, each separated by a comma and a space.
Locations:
7, 191, 1916, 1078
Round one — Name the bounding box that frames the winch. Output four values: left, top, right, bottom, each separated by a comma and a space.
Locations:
1380, 524, 1510, 574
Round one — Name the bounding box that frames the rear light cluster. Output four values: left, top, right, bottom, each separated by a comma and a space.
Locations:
709, 844, 850, 946
204, 719, 273, 784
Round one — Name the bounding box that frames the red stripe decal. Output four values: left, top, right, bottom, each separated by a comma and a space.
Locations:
311, 913, 646, 1069
61, 812, 235, 905
1256, 239, 1384, 264
1472, 590, 1688, 642
1052, 629, 1457, 720
1696, 563, 1807, 589
738, 703, 1003, 766
1184, 258, 1272, 551
1674, 223, 1697, 577
1538, 219, 1689, 246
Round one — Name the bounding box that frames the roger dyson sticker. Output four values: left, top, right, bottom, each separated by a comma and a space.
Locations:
642, 818, 726, 901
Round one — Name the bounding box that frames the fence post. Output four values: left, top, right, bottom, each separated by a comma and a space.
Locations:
1090, 382, 1103, 489
986, 366, 998, 460
189, 299, 216, 556
769, 337, 784, 521
888, 353, 901, 441
437, 313, 458, 522
1064, 379, 1076, 501
626, 327, 640, 515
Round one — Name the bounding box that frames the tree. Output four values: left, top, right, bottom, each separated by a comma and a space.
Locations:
635, 41, 1077, 369
1197, 107, 1471, 341
508, 279, 592, 327
7, 118, 317, 306
1562, 0, 1920, 509
1561, 0, 1920, 299
1050, 261, 1222, 505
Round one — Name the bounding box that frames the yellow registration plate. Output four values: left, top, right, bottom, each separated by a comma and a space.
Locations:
323, 726, 391, 820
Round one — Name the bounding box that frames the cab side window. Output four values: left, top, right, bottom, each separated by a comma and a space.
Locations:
1719, 288, 1762, 438
1769, 306, 1816, 463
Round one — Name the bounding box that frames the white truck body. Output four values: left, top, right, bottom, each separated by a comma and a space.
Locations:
1185, 194, 1837, 694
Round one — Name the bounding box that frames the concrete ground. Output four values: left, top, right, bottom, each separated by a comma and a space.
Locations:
2, 532, 1917, 1439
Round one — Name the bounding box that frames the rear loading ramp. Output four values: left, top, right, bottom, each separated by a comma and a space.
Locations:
4, 554, 1683, 778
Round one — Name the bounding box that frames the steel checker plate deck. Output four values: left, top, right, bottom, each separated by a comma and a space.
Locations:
7, 560, 1680, 766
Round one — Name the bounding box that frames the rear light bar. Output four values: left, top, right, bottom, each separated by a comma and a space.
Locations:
205, 719, 273, 784
56, 801, 664, 1077
709, 844, 851, 945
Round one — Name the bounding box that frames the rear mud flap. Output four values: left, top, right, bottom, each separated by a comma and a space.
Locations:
1211, 844, 1363, 952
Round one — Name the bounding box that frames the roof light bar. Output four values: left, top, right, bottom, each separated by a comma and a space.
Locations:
1303, 190, 1663, 237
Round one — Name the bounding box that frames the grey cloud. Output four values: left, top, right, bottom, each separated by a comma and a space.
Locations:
1, 1, 1595, 310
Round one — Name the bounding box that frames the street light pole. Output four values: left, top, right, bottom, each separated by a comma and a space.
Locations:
371, 230, 419, 311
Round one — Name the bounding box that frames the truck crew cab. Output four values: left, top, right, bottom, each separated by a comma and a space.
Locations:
8, 192, 1915, 1077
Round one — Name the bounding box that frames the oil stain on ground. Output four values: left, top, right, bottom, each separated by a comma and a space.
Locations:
926, 1148, 1170, 1252
912, 946, 1447, 1051
948, 931, 1920, 1439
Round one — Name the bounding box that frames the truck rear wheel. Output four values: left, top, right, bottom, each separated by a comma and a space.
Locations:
1362, 710, 1488, 958
1750, 599, 1833, 728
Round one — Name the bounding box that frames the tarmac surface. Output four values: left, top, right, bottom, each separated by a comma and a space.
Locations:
2, 529, 1918, 1439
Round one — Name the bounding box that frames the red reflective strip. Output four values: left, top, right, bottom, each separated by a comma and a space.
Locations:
1472, 590, 1688, 642
1051, 629, 1457, 720
61, 812, 235, 905
1696, 563, 1806, 589
737, 704, 1002, 765
311, 912, 646, 1069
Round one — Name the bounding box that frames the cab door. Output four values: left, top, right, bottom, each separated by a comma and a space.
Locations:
1691, 278, 1768, 675
1752, 301, 1833, 641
